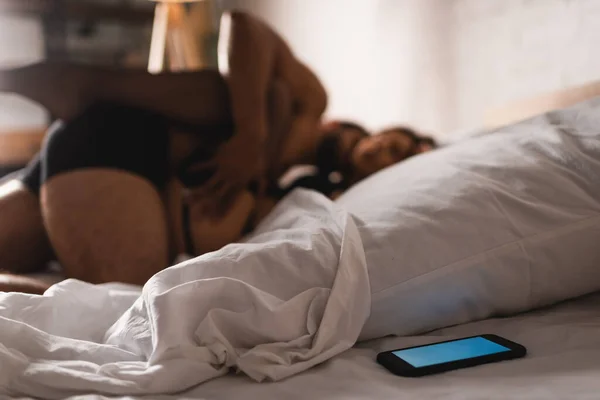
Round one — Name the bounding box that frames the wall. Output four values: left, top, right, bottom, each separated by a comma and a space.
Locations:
221, 0, 455, 135
0, 15, 47, 131
222, 0, 600, 136
453, 0, 600, 132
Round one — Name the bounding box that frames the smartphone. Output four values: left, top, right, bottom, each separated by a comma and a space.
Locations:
377, 334, 526, 377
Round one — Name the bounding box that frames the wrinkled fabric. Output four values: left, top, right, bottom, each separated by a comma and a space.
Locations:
0, 190, 370, 398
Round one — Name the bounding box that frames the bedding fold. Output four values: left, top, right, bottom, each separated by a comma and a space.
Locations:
0, 190, 370, 398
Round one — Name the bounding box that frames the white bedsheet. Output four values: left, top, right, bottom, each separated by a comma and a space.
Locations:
8, 292, 600, 400
196, 292, 600, 400
0, 190, 370, 399
76, 292, 600, 400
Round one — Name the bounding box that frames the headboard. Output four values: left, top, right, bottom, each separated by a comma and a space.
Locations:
484, 80, 600, 129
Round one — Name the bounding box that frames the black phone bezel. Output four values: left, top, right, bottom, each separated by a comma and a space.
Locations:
376, 334, 527, 377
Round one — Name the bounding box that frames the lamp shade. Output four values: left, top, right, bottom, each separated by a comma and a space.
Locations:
148, 0, 215, 73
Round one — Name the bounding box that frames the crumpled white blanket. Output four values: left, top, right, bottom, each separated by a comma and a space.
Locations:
0, 190, 370, 399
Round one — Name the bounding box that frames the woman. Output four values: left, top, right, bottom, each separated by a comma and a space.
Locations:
0, 12, 434, 294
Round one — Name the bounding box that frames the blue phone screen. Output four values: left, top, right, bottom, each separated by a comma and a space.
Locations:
392, 336, 510, 368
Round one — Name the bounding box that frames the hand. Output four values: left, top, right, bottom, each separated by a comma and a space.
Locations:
189, 135, 266, 217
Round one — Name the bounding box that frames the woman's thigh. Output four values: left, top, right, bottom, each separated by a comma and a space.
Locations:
41, 170, 169, 284
0, 272, 50, 294
40, 102, 171, 285
0, 174, 53, 273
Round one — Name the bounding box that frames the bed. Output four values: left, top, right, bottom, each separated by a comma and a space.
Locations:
2, 82, 600, 399
6, 292, 600, 400
103, 292, 600, 400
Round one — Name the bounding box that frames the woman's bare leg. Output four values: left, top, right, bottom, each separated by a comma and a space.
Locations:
0, 173, 55, 294
42, 170, 169, 285
35, 102, 173, 285
0, 178, 53, 274
0, 273, 50, 294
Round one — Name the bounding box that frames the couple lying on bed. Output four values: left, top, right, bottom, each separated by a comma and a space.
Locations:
0, 11, 435, 294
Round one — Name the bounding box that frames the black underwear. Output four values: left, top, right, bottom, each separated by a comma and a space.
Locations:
18, 101, 236, 256
17, 101, 335, 255
21, 102, 171, 194
20, 101, 234, 195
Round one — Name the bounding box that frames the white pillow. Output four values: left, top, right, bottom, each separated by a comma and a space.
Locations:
337, 98, 600, 341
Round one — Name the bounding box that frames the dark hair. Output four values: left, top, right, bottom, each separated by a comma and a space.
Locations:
379, 125, 437, 150
336, 121, 369, 137
316, 120, 369, 176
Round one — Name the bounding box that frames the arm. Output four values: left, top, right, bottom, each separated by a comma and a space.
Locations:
219, 11, 328, 149
188, 11, 328, 212
0, 62, 230, 125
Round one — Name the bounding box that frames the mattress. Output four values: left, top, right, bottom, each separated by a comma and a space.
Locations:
25, 291, 596, 400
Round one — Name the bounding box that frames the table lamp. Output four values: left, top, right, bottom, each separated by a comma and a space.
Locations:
148, 0, 216, 74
